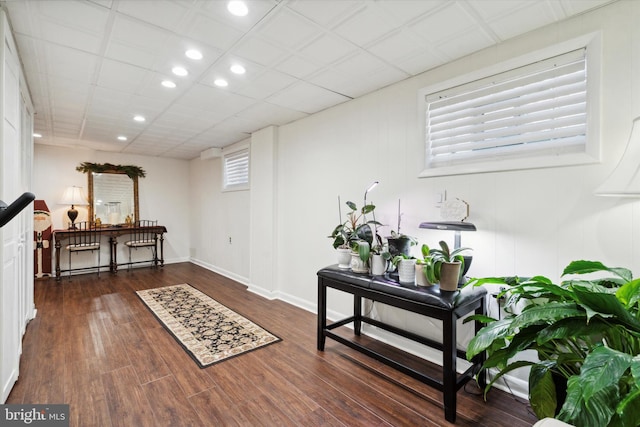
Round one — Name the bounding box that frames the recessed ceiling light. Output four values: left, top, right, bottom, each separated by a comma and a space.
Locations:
185, 49, 203, 60
33, 133, 42, 138
161, 80, 177, 88
133, 115, 146, 122
227, 0, 248, 16
117, 136, 127, 141
172, 66, 188, 77
214, 78, 229, 87
230, 64, 246, 75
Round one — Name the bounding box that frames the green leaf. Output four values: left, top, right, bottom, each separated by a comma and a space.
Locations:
466, 317, 513, 359
562, 260, 633, 283
529, 363, 559, 419
462, 314, 497, 324
510, 302, 584, 331
616, 386, 640, 427
617, 278, 640, 309
573, 285, 640, 332
346, 201, 356, 211
579, 346, 632, 402
558, 378, 618, 427
361, 204, 375, 214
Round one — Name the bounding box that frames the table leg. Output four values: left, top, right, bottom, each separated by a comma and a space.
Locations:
317, 279, 327, 351
354, 295, 362, 336
443, 314, 457, 423
54, 238, 62, 282
110, 236, 118, 273
159, 233, 165, 267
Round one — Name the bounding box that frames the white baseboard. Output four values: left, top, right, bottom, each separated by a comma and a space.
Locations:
189, 258, 250, 287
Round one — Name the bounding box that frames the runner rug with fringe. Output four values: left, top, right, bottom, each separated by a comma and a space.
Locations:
136, 283, 280, 368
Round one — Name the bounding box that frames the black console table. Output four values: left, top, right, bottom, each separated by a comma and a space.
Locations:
317, 265, 487, 423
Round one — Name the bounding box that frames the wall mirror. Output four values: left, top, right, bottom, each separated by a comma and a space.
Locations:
77, 163, 144, 225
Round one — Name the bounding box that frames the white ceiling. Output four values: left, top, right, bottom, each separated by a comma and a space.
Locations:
1, 0, 614, 160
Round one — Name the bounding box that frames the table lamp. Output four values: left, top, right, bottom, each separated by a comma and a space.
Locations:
59, 186, 88, 229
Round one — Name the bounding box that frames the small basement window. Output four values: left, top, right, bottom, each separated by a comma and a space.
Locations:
419, 34, 601, 177
223, 147, 249, 191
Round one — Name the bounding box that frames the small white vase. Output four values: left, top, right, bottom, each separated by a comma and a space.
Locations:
415, 264, 432, 287
350, 252, 369, 273
370, 254, 386, 276
336, 248, 351, 269
397, 259, 416, 284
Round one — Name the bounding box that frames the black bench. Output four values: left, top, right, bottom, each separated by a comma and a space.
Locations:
317, 265, 487, 423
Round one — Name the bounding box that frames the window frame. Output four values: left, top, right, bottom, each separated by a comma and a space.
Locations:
222, 145, 250, 192
418, 32, 602, 178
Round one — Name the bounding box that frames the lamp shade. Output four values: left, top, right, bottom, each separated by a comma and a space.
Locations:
59, 186, 88, 206
595, 116, 640, 197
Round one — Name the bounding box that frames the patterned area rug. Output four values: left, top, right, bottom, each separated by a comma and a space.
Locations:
136, 284, 281, 368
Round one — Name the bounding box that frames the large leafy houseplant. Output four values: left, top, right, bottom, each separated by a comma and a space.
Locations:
465, 260, 640, 427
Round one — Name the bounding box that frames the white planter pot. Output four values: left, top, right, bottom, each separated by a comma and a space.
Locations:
336, 248, 352, 269
415, 264, 432, 287
397, 259, 416, 284
370, 254, 386, 276
350, 252, 369, 273
439, 262, 461, 291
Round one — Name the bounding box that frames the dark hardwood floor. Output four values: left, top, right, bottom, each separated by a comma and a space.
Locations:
7, 263, 538, 426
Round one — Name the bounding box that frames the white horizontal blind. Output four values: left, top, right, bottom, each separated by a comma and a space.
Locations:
426, 48, 587, 169
223, 148, 249, 189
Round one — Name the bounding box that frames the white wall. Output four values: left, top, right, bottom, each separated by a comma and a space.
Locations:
33, 144, 191, 269
189, 140, 251, 284
270, 1, 640, 395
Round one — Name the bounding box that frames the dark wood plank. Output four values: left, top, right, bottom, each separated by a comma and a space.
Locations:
6, 263, 538, 427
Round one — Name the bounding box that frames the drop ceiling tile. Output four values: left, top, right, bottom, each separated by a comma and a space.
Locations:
376, 0, 448, 24
44, 45, 98, 83
435, 28, 495, 62
298, 34, 358, 66
274, 54, 324, 79
238, 102, 308, 127
109, 14, 171, 54
233, 69, 298, 99
367, 29, 429, 64
34, 0, 111, 34
561, 0, 613, 15
257, 8, 322, 49
334, 5, 397, 47
116, 0, 192, 32
196, 0, 278, 32
38, 19, 104, 54
183, 13, 245, 51
97, 59, 148, 92
105, 42, 157, 70
409, 2, 478, 44
135, 71, 191, 101
177, 84, 256, 116
487, 2, 558, 40
234, 36, 289, 67
466, 0, 533, 21
287, 0, 363, 28
395, 48, 447, 75
308, 68, 367, 98
266, 81, 350, 114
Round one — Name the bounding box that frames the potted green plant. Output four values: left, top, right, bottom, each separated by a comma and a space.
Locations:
415, 244, 435, 287
428, 240, 471, 291
391, 253, 417, 284
465, 260, 640, 427
329, 200, 381, 272
385, 199, 417, 257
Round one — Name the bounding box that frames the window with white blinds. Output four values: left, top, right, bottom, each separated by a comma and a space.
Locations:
420, 36, 601, 177
223, 148, 249, 190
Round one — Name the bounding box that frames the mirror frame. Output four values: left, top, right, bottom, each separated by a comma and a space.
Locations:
88, 171, 139, 224
77, 163, 145, 225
